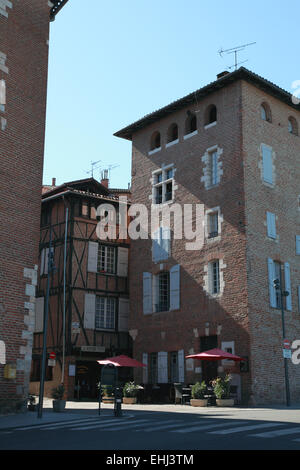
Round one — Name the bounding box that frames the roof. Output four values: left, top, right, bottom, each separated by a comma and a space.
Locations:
114, 67, 300, 141
50, 0, 69, 21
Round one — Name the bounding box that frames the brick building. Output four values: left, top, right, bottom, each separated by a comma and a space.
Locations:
0, 1, 68, 412
29, 177, 132, 400
115, 67, 300, 405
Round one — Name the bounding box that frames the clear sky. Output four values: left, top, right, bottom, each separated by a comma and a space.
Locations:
44, 0, 300, 189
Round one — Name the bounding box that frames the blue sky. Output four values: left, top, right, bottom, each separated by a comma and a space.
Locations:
44, 0, 300, 189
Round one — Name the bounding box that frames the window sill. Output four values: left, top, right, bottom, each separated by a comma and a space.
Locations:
148, 147, 161, 156
206, 235, 221, 243
152, 199, 174, 207
166, 139, 179, 148
204, 121, 217, 130
183, 130, 198, 140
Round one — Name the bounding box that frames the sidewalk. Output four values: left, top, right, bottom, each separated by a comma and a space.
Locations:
1, 399, 300, 430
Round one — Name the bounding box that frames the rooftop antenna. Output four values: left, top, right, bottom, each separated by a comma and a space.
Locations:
218, 42, 256, 71
86, 159, 102, 178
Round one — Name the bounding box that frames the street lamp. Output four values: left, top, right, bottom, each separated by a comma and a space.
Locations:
273, 269, 291, 407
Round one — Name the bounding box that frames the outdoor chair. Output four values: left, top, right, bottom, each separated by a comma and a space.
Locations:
174, 383, 190, 405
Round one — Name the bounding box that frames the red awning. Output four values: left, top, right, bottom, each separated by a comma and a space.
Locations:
97, 355, 146, 368
185, 348, 243, 362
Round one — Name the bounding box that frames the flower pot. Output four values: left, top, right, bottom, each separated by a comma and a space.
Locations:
123, 397, 137, 404
216, 398, 234, 407
190, 399, 208, 407
53, 400, 66, 412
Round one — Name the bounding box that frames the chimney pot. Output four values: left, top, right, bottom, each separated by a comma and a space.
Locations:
52, 178, 56, 186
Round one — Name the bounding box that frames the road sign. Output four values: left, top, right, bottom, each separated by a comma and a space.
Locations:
283, 340, 291, 350
283, 349, 292, 359
48, 359, 56, 367
49, 351, 56, 360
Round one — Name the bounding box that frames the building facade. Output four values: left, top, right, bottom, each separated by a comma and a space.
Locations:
115, 68, 300, 405
0, 1, 68, 412
29, 177, 132, 400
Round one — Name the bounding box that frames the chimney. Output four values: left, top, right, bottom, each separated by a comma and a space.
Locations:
217, 71, 230, 79
101, 169, 109, 188
52, 177, 56, 186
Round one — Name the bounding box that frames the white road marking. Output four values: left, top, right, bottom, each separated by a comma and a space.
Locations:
250, 426, 300, 438
208, 422, 285, 435
171, 421, 248, 433
143, 419, 212, 432
41, 417, 127, 430
70, 418, 150, 431
14, 417, 101, 431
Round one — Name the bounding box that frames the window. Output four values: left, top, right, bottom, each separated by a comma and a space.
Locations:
152, 226, 171, 262
268, 259, 292, 311
170, 352, 179, 383
97, 245, 116, 274
208, 212, 219, 238
149, 353, 158, 384
260, 102, 272, 122
155, 272, 170, 312
167, 123, 178, 143
41, 210, 50, 227
150, 131, 161, 151
209, 260, 220, 295
266, 212, 276, 239
185, 112, 197, 135
205, 104, 217, 126
261, 144, 273, 184
153, 166, 174, 204
288, 117, 298, 136
95, 297, 116, 330
30, 358, 53, 382
209, 150, 219, 187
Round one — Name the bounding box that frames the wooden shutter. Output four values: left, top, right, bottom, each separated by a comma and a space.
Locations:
142, 353, 148, 384
118, 298, 129, 332
88, 241, 98, 273
84, 293, 96, 329
268, 258, 276, 308
0, 340, 5, 365
284, 262, 292, 311
157, 352, 168, 383
143, 272, 152, 314
296, 236, 300, 255
170, 264, 180, 310
117, 247, 128, 277
178, 349, 185, 383
262, 145, 273, 184
35, 297, 44, 333
267, 212, 276, 239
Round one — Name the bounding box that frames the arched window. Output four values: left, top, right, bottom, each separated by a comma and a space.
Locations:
205, 104, 217, 126
167, 123, 178, 143
185, 112, 197, 135
288, 116, 298, 136
260, 102, 272, 123
150, 131, 161, 151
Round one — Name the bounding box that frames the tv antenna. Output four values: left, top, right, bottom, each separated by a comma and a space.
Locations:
86, 159, 102, 178
218, 42, 256, 71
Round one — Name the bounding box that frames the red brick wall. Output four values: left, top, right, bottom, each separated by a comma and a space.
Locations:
0, 1, 50, 410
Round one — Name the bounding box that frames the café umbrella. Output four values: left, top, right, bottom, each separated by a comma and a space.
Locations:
185, 348, 243, 362
97, 354, 146, 368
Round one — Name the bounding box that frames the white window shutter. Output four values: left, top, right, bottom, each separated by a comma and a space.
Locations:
152, 228, 160, 263
298, 286, 300, 313
170, 264, 180, 310
35, 297, 44, 333
40, 249, 45, 276
296, 236, 300, 255
161, 227, 171, 260
178, 349, 185, 383
84, 293, 96, 329
284, 262, 292, 311
143, 272, 152, 314
142, 353, 148, 384
117, 247, 128, 277
267, 212, 276, 239
262, 145, 273, 184
157, 351, 168, 383
268, 258, 276, 308
118, 298, 129, 332
88, 241, 98, 273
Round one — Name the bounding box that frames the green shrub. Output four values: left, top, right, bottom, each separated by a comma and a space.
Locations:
123, 382, 140, 398
51, 384, 65, 400
191, 381, 206, 399
211, 374, 231, 399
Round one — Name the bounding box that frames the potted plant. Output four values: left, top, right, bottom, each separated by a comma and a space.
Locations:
190, 381, 208, 407
122, 382, 140, 404
51, 384, 66, 412
211, 374, 234, 406
101, 384, 114, 404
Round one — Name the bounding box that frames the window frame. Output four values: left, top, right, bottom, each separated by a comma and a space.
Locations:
95, 296, 116, 331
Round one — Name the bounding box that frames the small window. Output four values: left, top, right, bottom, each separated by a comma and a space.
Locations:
208, 260, 220, 295
150, 131, 161, 151
170, 352, 179, 383
209, 150, 219, 187
153, 166, 174, 205
155, 271, 170, 312
260, 103, 272, 123
97, 245, 116, 274
185, 112, 197, 135
95, 297, 116, 330
205, 104, 217, 125
288, 117, 298, 136
208, 212, 219, 238
167, 123, 178, 143
149, 353, 158, 384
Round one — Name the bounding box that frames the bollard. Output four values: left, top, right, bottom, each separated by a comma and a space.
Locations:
114, 386, 123, 417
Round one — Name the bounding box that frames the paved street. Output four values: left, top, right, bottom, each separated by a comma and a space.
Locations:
1, 401, 300, 451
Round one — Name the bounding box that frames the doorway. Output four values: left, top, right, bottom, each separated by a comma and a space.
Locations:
200, 335, 218, 385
